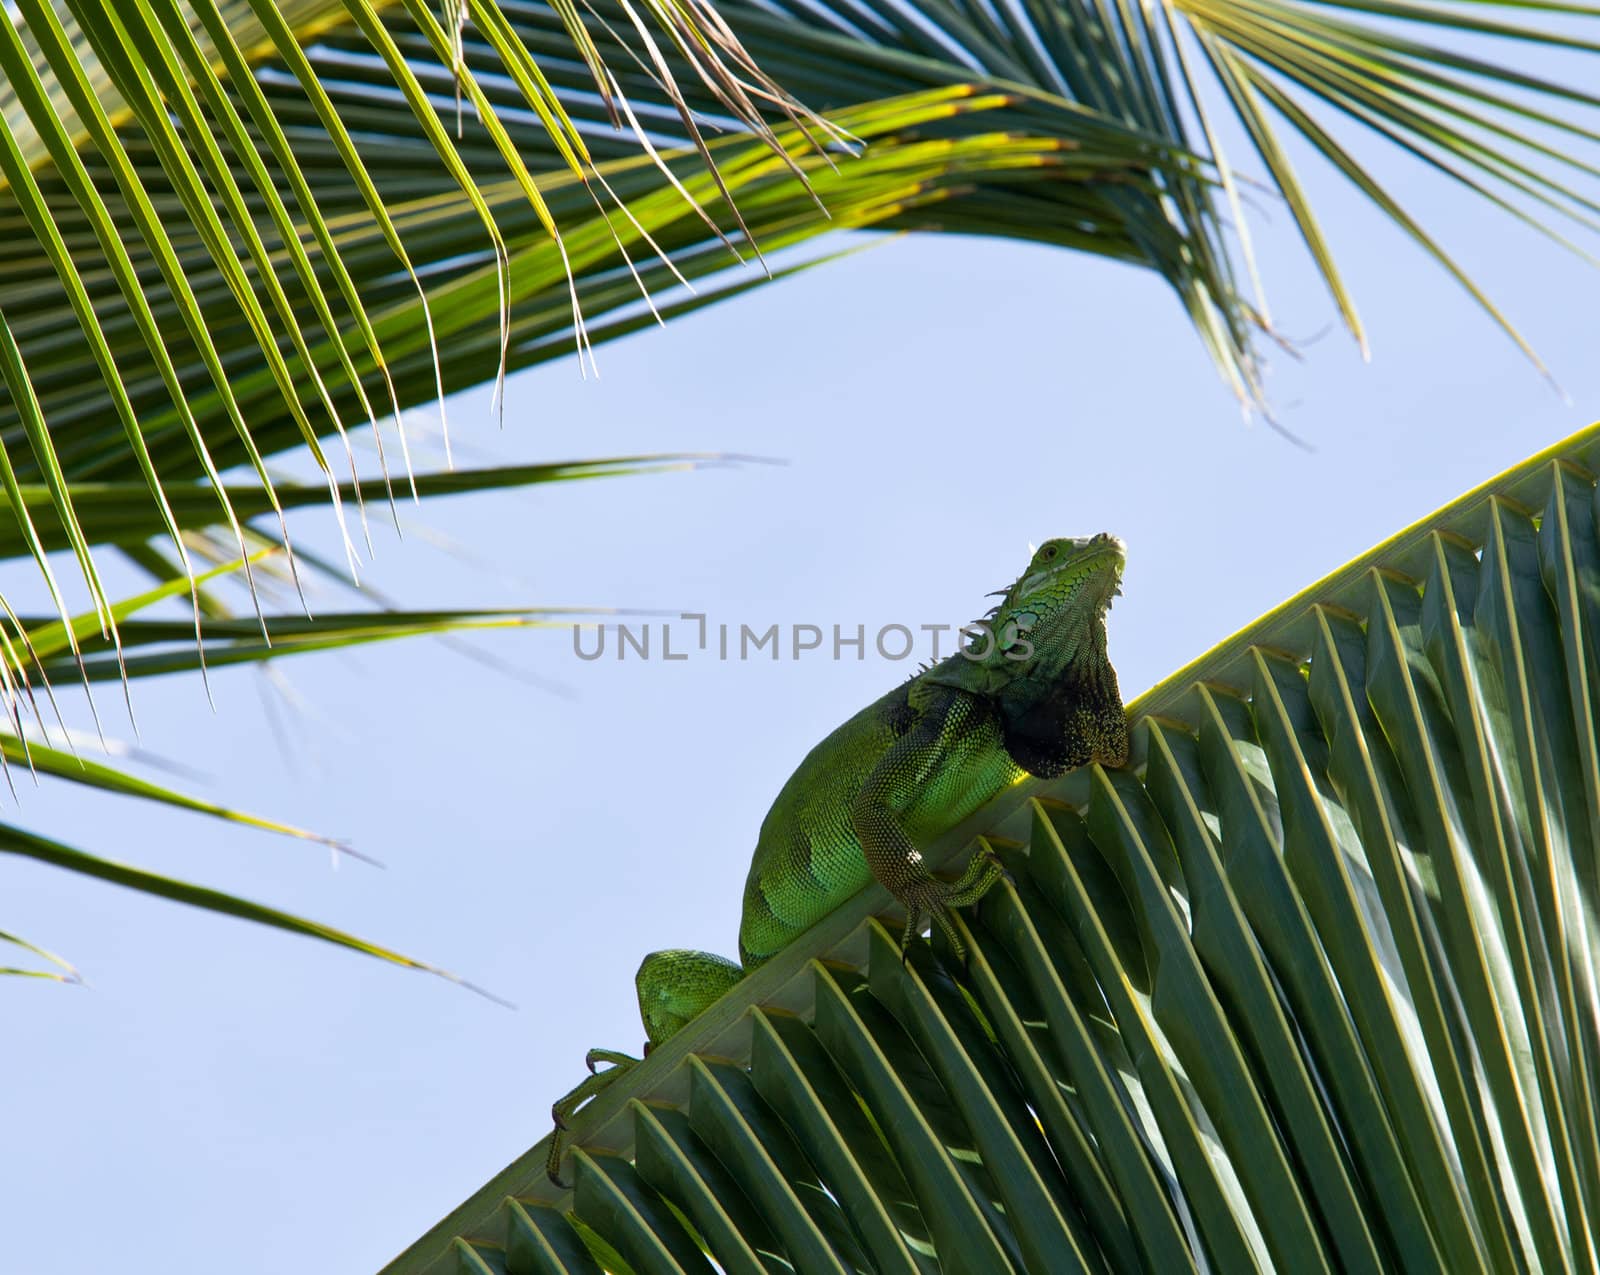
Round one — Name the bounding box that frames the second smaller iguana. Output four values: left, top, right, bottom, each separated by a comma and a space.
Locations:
548, 534, 1129, 1182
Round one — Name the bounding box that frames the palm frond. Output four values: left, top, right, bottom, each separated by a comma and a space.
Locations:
490, 0, 1600, 380
0, 0, 826, 628
11, 0, 1597, 637
0, 569, 585, 991
31, 601, 613, 682
0, 454, 744, 559
0, 819, 501, 996
387, 420, 1600, 1273
0, 442, 715, 988
0, 544, 605, 988
0, 926, 79, 982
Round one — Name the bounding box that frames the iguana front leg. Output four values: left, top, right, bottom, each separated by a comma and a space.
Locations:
850, 700, 1007, 958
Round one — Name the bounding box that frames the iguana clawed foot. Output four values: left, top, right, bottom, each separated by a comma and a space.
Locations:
895, 845, 1009, 961
545, 1048, 643, 1185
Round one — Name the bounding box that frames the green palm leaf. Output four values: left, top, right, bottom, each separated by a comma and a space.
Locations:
0, 454, 744, 559
0, 553, 593, 988
0, 927, 79, 982
0, 453, 712, 985
10, 0, 1600, 636
0, 0, 826, 627
387, 420, 1600, 1272
489, 0, 1600, 378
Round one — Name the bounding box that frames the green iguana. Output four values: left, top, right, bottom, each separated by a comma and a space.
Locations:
547, 534, 1129, 1183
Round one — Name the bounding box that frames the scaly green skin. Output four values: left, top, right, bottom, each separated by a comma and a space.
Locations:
549, 535, 1129, 1183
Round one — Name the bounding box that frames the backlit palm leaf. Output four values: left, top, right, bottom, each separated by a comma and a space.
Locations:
8, 0, 1600, 643
0, 456, 710, 983
487, 0, 1600, 380
0, 559, 583, 986
0, 0, 827, 633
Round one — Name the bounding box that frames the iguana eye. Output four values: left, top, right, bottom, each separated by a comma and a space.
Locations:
1039, 545, 1058, 561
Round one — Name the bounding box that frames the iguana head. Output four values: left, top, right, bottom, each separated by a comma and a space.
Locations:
983, 533, 1125, 677
962, 533, 1128, 775
925, 533, 1123, 683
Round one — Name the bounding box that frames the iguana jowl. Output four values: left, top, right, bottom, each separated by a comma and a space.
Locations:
548, 535, 1129, 1182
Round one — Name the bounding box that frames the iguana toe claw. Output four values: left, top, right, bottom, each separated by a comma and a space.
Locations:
545, 1133, 569, 1186
585, 1047, 642, 1074
987, 851, 1017, 889
898, 907, 922, 960
933, 909, 968, 961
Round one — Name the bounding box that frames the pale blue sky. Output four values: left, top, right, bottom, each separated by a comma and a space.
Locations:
2, 66, 1598, 1272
